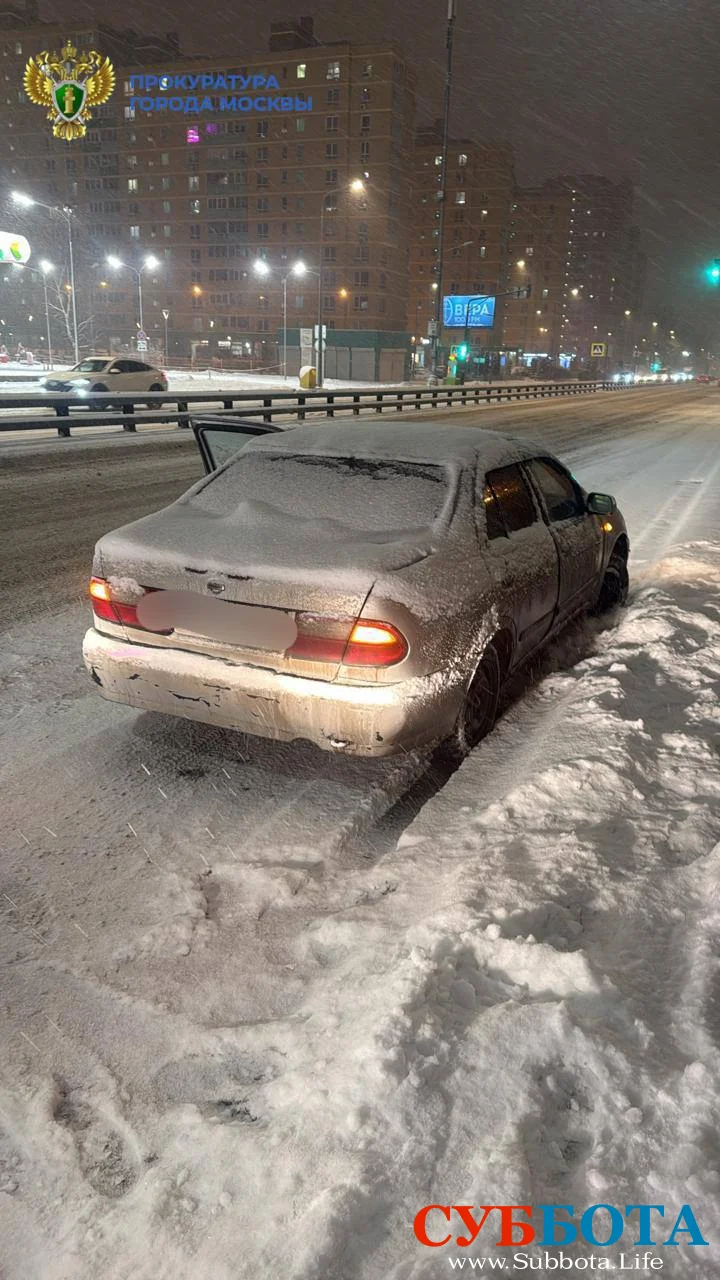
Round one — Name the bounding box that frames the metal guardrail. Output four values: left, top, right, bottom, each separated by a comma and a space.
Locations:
0, 379, 634, 439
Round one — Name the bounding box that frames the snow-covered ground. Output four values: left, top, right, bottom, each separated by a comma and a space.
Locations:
1, 391, 719, 1278
0, 366, 418, 394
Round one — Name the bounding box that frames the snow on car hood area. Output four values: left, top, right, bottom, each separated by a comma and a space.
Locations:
2, 541, 719, 1279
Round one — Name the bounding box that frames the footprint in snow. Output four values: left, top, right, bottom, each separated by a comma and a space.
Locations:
52, 1080, 140, 1199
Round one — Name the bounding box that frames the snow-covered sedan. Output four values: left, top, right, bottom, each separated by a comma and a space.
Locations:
83, 420, 629, 759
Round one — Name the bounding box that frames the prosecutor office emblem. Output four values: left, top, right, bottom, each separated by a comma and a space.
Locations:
24, 41, 115, 141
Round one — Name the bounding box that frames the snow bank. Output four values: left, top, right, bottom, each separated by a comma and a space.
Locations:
2, 543, 719, 1279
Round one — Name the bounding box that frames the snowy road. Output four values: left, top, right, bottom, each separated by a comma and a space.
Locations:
1, 386, 719, 1278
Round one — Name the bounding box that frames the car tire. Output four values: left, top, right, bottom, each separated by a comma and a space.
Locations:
595, 549, 629, 613
439, 641, 502, 764
90, 383, 110, 410
146, 383, 164, 408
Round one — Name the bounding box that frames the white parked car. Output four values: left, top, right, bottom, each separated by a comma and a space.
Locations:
41, 356, 168, 407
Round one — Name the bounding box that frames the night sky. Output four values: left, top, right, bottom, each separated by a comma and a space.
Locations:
61, 0, 720, 346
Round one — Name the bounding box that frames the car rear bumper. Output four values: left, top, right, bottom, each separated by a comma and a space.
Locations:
82, 628, 455, 757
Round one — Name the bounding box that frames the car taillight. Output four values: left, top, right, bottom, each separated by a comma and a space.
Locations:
286, 613, 408, 667
344, 621, 408, 666
89, 577, 171, 633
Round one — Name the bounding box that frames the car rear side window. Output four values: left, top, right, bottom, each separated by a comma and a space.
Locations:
485, 464, 537, 533
481, 482, 507, 540
527, 458, 584, 522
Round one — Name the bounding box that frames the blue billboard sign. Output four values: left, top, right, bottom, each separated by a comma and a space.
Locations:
443, 295, 496, 329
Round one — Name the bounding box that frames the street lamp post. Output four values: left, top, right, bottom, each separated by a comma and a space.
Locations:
106, 254, 161, 348
39, 260, 54, 369
12, 191, 79, 361
317, 178, 365, 387
162, 309, 170, 364
429, 0, 457, 379
15, 259, 55, 368
253, 258, 313, 381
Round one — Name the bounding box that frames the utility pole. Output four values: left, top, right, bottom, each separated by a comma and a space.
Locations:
430, 0, 457, 380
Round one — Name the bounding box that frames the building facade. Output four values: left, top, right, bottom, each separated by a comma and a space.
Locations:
407, 123, 515, 369
0, 11, 417, 372
502, 176, 646, 372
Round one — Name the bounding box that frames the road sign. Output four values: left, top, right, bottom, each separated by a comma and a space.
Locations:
136, 340, 148, 352
427, 319, 438, 337
590, 342, 607, 358
137, 329, 148, 341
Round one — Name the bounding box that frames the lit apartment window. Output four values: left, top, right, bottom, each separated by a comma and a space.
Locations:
128, 177, 138, 192
295, 118, 305, 133
163, 224, 172, 237
15, 41, 22, 54
455, 191, 466, 204
353, 295, 369, 311
434, 154, 442, 166
162, 177, 171, 190
296, 63, 307, 79
326, 61, 340, 80
362, 61, 373, 78
124, 106, 135, 120
127, 155, 137, 168
479, 246, 487, 258
458, 153, 468, 165
188, 175, 199, 190
189, 200, 200, 214
130, 225, 140, 239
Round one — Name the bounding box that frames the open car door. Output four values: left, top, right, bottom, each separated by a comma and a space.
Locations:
191, 416, 288, 475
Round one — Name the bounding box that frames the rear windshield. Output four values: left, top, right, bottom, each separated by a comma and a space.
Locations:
193, 453, 450, 534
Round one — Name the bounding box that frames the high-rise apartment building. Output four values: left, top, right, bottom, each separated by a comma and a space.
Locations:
503, 176, 646, 369
0, 12, 417, 376
407, 123, 514, 368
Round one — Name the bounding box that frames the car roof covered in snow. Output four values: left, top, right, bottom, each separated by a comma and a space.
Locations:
240, 421, 544, 470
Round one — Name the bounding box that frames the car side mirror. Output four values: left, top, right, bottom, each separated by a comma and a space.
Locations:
587, 492, 616, 516
109, 368, 121, 374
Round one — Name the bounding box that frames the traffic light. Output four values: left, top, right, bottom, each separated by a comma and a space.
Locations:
706, 260, 720, 284
457, 343, 468, 360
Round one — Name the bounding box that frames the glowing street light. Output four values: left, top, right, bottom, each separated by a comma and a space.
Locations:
106, 253, 162, 341
13, 189, 79, 360
254, 258, 318, 380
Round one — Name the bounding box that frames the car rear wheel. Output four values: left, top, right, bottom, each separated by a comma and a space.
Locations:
595, 550, 629, 613
439, 642, 502, 764
146, 383, 165, 407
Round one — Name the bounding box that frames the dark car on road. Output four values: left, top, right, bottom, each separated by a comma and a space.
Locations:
83, 421, 629, 760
